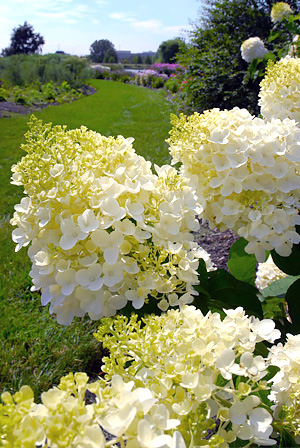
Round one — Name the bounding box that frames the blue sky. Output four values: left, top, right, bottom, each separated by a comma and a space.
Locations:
0, 0, 202, 56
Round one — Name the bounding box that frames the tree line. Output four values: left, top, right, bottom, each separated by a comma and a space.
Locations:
0, 22, 184, 64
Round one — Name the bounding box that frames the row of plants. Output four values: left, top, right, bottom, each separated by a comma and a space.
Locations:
0, 53, 93, 89
0, 80, 83, 106
93, 63, 187, 94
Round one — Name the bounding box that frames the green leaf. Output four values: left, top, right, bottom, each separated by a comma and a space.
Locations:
268, 30, 282, 42
249, 58, 259, 78
279, 427, 298, 448
264, 365, 280, 382
227, 238, 257, 286
207, 269, 263, 317
285, 278, 300, 333
285, 21, 300, 34
263, 51, 277, 62
216, 373, 229, 387
197, 258, 209, 291
260, 275, 300, 298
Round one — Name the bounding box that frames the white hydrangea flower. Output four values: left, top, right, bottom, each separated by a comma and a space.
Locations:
271, 2, 293, 23
241, 37, 268, 62
167, 108, 300, 261
11, 117, 213, 324
96, 305, 280, 447
268, 333, 300, 415
255, 255, 287, 290
259, 57, 300, 122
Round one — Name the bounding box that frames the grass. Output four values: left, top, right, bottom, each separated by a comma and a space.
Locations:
0, 79, 175, 399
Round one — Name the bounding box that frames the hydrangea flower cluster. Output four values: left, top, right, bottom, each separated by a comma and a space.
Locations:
255, 255, 287, 290
271, 2, 293, 23
259, 57, 300, 123
167, 108, 300, 261
96, 305, 281, 447
10, 117, 211, 324
0, 372, 185, 448
1, 306, 288, 448
268, 333, 300, 442
240, 37, 268, 63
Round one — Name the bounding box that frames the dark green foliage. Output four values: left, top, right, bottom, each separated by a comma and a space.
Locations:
103, 48, 119, 63
133, 54, 143, 64
144, 55, 152, 65
1, 22, 44, 56
156, 38, 185, 63
89, 39, 116, 63
0, 53, 92, 89
177, 0, 299, 115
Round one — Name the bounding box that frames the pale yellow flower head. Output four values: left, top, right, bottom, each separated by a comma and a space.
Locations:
167, 108, 300, 262
259, 57, 300, 122
269, 333, 300, 439
271, 2, 293, 23
255, 255, 287, 290
10, 117, 212, 324
95, 305, 280, 446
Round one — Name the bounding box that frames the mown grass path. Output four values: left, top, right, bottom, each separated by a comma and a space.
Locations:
0, 80, 175, 398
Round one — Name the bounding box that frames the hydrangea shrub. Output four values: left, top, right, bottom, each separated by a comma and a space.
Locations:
10, 116, 213, 324
167, 107, 300, 261
2, 306, 300, 447
96, 305, 281, 447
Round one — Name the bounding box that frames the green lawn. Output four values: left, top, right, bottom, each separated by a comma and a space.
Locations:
0, 80, 175, 398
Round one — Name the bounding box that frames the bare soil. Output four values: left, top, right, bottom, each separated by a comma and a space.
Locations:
194, 220, 239, 270
0, 101, 43, 117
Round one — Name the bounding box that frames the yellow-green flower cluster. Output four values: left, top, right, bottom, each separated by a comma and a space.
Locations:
271, 2, 293, 23
10, 117, 211, 325
259, 58, 300, 122
96, 305, 281, 446
268, 333, 300, 442
0, 372, 185, 448
167, 108, 300, 261
240, 37, 268, 63
255, 255, 287, 290
1, 306, 284, 447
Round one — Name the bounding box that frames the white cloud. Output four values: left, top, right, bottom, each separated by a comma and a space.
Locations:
95, 0, 109, 5
130, 19, 162, 31
34, 3, 91, 23
130, 19, 186, 37
109, 12, 135, 22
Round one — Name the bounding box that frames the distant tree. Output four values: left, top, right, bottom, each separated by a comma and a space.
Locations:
144, 55, 152, 65
156, 38, 185, 63
103, 48, 118, 63
1, 22, 45, 56
133, 54, 143, 64
89, 39, 116, 63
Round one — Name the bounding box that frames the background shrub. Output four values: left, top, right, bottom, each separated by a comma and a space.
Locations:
177, 0, 299, 115
0, 53, 93, 89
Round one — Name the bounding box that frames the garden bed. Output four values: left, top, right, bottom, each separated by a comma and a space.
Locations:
0, 84, 97, 118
